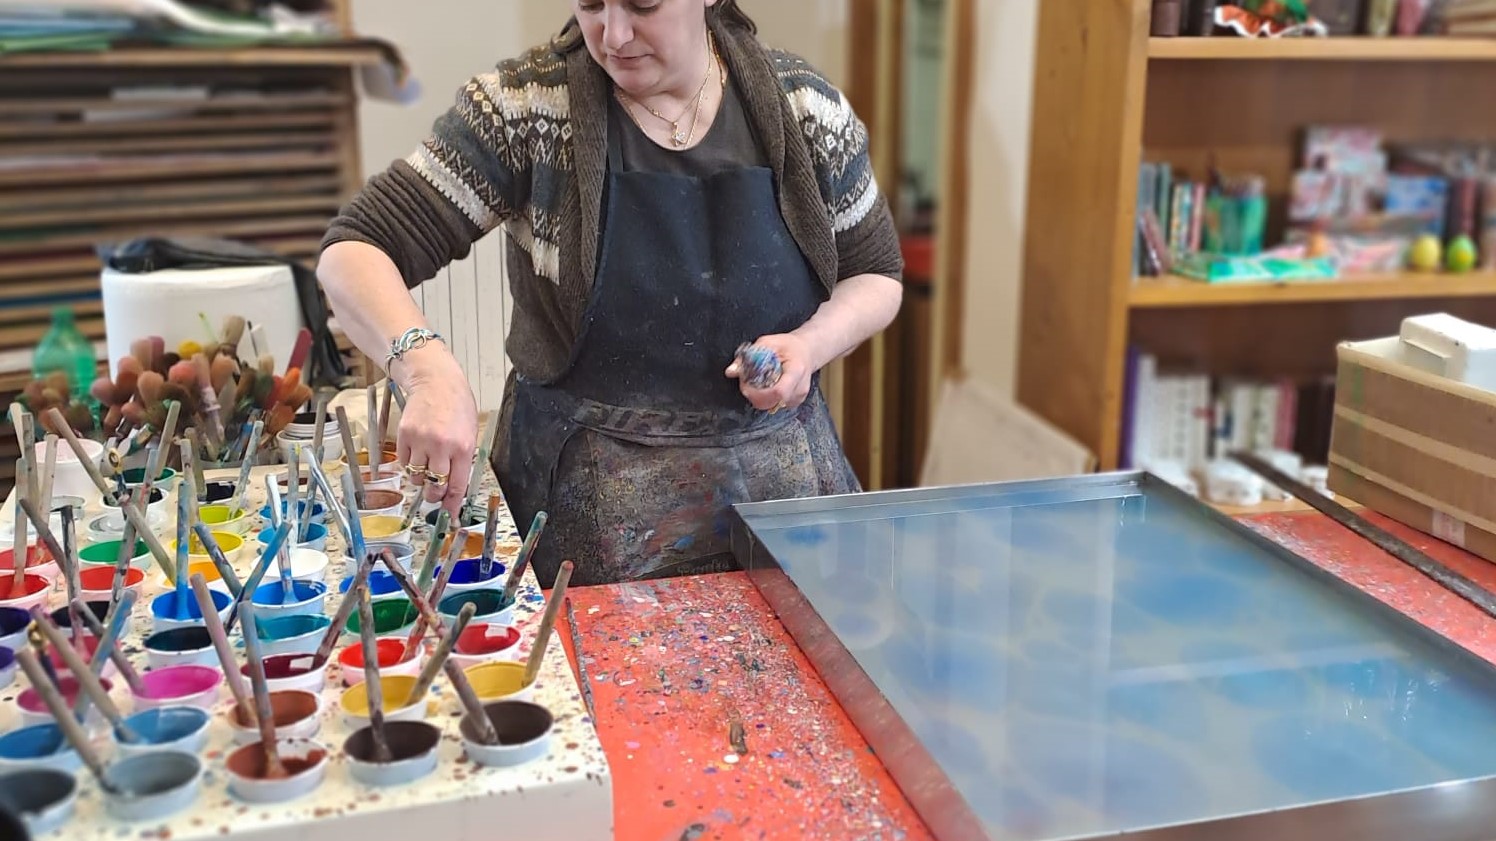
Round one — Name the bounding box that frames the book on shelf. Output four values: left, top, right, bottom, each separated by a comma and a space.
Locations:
1120, 348, 1337, 475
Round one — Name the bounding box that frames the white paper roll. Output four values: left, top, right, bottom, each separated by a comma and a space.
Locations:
101, 265, 303, 376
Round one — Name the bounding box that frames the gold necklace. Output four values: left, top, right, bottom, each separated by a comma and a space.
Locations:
618, 33, 720, 148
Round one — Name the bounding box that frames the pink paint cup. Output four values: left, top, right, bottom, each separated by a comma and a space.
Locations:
132, 665, 223, 712
18, 676, 113, 730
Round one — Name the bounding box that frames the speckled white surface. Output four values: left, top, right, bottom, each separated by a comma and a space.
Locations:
4, 464, 614, 841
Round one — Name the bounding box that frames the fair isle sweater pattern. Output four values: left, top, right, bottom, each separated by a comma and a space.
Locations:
401, 44, 880, 286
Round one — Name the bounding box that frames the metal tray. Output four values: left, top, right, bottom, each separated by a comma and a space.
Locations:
729, 472, 1496, 841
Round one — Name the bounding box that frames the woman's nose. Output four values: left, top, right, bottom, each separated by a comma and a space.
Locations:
601, 8, 634, 52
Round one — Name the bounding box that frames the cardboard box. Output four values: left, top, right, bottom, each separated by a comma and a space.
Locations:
1329, 336, 1496, 563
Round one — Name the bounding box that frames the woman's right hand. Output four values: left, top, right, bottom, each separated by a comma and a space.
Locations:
394, 345, 479, 514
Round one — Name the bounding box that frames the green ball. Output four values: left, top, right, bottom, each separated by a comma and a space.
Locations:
1447, 234, 1478, 273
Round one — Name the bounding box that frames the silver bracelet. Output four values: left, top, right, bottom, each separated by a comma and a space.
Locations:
385, 327, 445, 368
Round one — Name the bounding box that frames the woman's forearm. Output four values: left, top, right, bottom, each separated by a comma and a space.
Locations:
317, 240, 462, 387
791, 273, 904, 372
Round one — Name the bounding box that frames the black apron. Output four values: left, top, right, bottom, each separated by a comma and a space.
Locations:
497, 106, 860, 588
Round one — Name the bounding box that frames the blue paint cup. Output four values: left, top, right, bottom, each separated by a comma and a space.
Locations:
338, 570, 405, 601
115, 706, 212, 759
438, 588, 516, 627
251, 581, 329, 619
150, 588, 233, 634
256, 614, 333, 658
0, 724, 81, 774
259, 500, 328, 525
439, 559, 508, 595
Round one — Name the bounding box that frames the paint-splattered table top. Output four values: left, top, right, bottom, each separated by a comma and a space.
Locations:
9, 464, 613, 841
561, 504, 1496, 841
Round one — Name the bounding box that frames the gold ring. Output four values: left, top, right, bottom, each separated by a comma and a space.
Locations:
404, 463, 427, 476
425, 471, 449, 485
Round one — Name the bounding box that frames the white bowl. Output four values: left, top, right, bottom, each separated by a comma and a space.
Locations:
131, 665, 224, 712
459, 701, 554, 768
225, 691, 323, 745
226, 738, 328, 803
264, 549, 331, 584
276, 429, 344, 466
255, 615, 332, 658
101, 752, 201, 822
142, 627, 218, 670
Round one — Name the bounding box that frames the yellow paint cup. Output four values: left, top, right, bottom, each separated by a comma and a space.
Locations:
463, 661, 534, 704
198, 504, 253, 536
359, 515, 411, 546
170, 531, 245, 567
339, 675, 427, 729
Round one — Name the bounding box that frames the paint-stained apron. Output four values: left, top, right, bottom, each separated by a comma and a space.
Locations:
495, 118, 859, 588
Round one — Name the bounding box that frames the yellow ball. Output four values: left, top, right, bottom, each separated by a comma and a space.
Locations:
1408, 234, 1442, 272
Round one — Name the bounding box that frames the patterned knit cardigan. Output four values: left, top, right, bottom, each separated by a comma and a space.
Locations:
322, 18, 903, 384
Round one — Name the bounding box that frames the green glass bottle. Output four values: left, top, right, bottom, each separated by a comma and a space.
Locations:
32, 306, 96, 400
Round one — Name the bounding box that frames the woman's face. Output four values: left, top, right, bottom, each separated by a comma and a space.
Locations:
573, 0, 716, 96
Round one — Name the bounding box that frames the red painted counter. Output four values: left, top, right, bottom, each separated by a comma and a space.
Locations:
556, 508, 1496, 841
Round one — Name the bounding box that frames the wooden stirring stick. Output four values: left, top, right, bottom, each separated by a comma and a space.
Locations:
415, 511, 449, 592
239, 602, 286, 778
10, 462, 29, 599
190, 521, 243, 598
15, 648, 116, 792
70, 599, 145, 696
191, 574, 254, 727
375, 382, 392, 481
335, 406, 366, 507
501, 511, 548, 607
29, 608, 139, 742
478, 492, 501, 580
309, 554, 375, 669
366, 386, 381, 481
523, 560, 574, 688
356, 586, 393, 763
43, 409, 176, 583
110, 517, 136, 608
69, 593, 136, 724
405, 602, 473, 706
37, 434, 57, 519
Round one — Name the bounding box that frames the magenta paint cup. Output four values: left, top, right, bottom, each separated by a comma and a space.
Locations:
18, 676, 112, 731
132, 664, 223, 712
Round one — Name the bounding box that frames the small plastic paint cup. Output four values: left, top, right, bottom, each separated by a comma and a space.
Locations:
100, 487, 166, 520
340, 446, 399, 471
198, 504, 254, 536
257, 522, 328, 554
226, 690, 322, 745
18, 677, 113, 731
250, 581, 328, 619
260, 500, 329, 527
460, 701, 555, 768
463, 661, 534, 705
44, 636, 115, 681
0, 724, 81, 774
143, 627, 218, 670
101, 751, 201, 822
78, 538, 153, 571
336, 639, 424, 687
226, 738, 329, 803
170, 530, 245, 569
79, 566, 145, 602
344, 597, 419, 638
342, 541, 415, 571
242, 653, 329, 694
358, 515, 410, 546
115, 706, 212, 759
0, 576, 51, 613
255, 614, 333, 658
343, 721, 440, 787
0, 646, 15, 691
339, 675, 428, 730
0, 768, 78, 835
0, 545, 59, 583
201, 481, 236, 504
48, 600, 110, 640
439, 558, 508, 595
337, 569, 405, 602
438, 588, 516, 627
358, 489, 406, 519
121, 467, 178, 489
0, 606, 31, 652
132, 664, 223, 712
450, 623, 522, 671
266, 548, 331, 584
150, 588, 233, 634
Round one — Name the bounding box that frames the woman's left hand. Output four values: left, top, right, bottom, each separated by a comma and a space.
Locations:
725, 333, 815, 414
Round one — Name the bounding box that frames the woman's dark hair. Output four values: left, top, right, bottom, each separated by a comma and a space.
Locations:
553, 1, 756, 52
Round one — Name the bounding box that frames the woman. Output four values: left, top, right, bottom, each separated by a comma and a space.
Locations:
319, 0, 903, 587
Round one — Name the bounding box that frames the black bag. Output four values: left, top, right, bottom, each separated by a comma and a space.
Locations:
99, 236, 348, 388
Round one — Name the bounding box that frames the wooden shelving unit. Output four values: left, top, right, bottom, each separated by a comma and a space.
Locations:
1018, 1, 1496, 470
0, 4, 373, 495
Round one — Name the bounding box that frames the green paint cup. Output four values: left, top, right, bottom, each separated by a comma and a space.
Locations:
344, 598, 420, 637
79, 539, 152, 570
